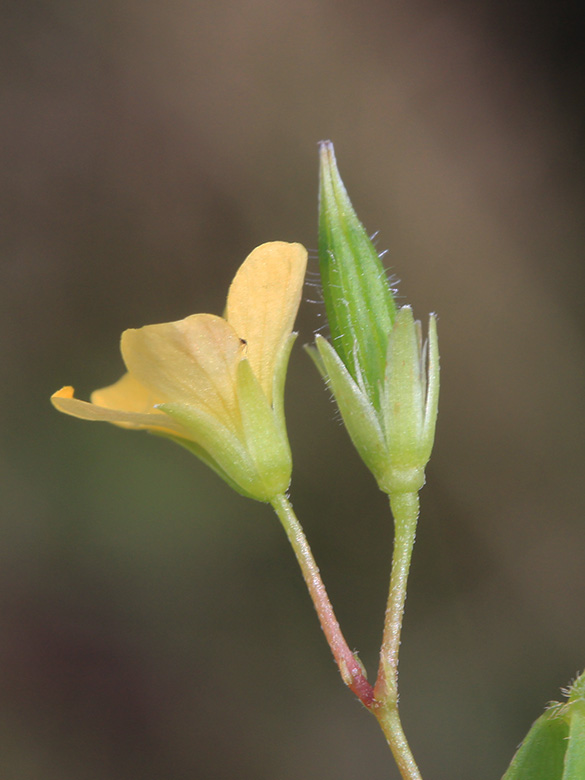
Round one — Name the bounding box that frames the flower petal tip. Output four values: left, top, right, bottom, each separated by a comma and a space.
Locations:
52, 386, 75, 400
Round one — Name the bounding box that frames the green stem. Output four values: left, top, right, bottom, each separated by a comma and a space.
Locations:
374, 705, 422, 780
271, 493, 374, 706
373, 491, 422, 780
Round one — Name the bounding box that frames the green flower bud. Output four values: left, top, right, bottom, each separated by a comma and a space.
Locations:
314, 142, 439, 497
319, 140, 396, 412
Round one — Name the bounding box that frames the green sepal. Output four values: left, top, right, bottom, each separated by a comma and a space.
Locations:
236, 358, 292, 501
383, 306, 425, 463
378, 308, 439, 495
157, 344, 294, 503
157, 401, 266, 501
421, 314, 440, 462
315, 334, 388, 481
304, 343, 327, 380
156, 431, 262, 501
270, 332, 297, 443
318, 141, 396, 412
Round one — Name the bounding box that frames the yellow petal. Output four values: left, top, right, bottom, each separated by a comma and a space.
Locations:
50, 386, 183, 435
121, 313, 245, 430
91, 372, 165, 412
226, 242, 307, 402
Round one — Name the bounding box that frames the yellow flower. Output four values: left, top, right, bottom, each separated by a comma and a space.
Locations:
52, 241, 308, 501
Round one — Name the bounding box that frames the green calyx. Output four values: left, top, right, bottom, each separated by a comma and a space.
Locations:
313, 310, 439, 497
318, 141, 396, 413
158, 342, 295, 504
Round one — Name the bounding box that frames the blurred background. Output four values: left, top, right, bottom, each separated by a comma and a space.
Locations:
2, 1, 585, 778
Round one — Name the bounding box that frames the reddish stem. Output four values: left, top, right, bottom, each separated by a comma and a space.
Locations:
271, 493, 374, 707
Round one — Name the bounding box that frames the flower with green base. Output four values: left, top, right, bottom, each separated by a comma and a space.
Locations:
312, 141, 439, 497
52, 241, 307, 503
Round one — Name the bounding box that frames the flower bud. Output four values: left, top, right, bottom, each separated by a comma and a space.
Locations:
319, 140, 396, 412
314, 142, 439, 497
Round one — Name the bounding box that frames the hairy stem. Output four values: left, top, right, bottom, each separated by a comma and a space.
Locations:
271, 493, 374, 706
373, 491, 422, 780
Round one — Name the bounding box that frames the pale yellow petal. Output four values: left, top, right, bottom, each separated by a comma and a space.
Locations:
91, 372, 165, 412
50, 386, 183, 435
121, 313, 245, 429
226, 242, 307, 402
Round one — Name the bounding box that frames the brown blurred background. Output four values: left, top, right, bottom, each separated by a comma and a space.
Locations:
2, 1, 585, 778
